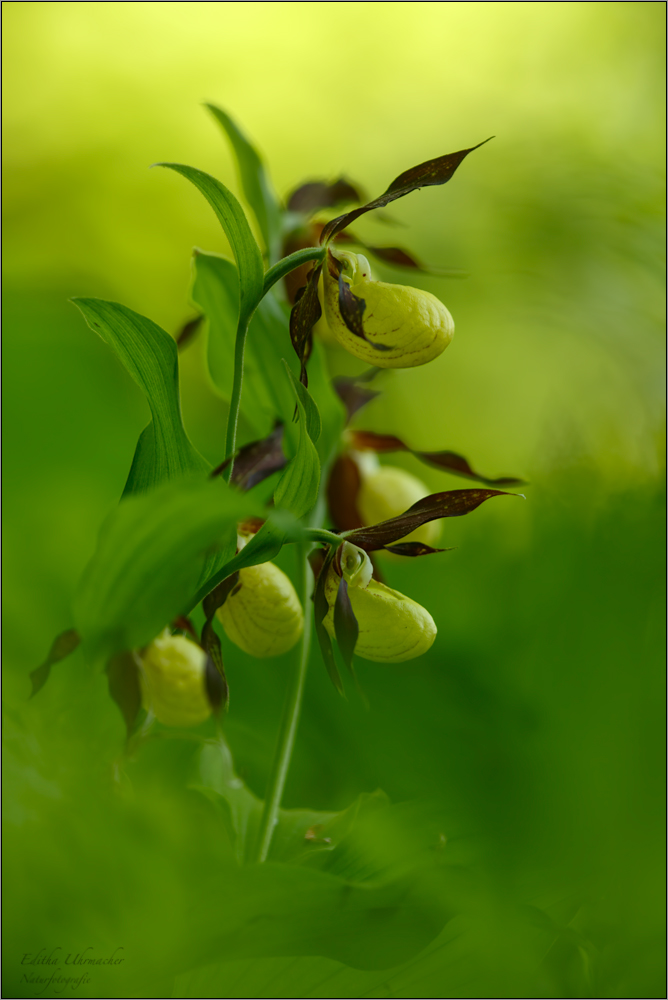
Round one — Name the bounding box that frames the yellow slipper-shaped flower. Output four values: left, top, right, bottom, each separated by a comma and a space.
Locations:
138, 629, 211, 728
322, 542, 436, 662
217, 561, 304, 659
322, 249, 454, 368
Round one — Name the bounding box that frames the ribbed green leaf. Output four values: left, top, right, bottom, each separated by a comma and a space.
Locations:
274, 363, 321, 519
206, 104, 282, 263
156, 164, 264, 330
72, 298, 209, 496
73, 478, 255, 666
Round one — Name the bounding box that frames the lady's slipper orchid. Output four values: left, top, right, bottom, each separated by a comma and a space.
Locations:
217, 560, 304, 658
321, 248, 454, 368
138, 628, 212, 728
322, 542, 436, 663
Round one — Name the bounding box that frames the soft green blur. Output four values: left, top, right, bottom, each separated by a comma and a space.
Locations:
3, 3, 664, 998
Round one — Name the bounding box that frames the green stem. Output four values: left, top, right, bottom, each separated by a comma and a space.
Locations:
305, 527, 344, 547
223, 314, 250, 484
253, 544, 313, 863
262, 247, 325, 298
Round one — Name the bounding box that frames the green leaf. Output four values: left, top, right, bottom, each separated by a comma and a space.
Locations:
71, 298, 209, 496
156, 164, 264, 331
189, 510, 303, 609
274, 363, 321, 519
191, 250, 300, 442
73, 477, 255, 666
206, 104, 283, 264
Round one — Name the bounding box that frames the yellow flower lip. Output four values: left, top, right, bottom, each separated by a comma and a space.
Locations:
356, 463, 441, 548
217, 560, 304, 659
322, 248, 454, 368
322, 562, 436, 663
138, 628, 211, 728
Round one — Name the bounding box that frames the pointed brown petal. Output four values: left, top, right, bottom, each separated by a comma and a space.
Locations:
348, 431, 525, 486
334, 577, 359, 672
344, 488, 518, 551
211, 426, 287, 491
332, 377, 381, 421
382, 542, 451, 556
349, 430, 408, 453
313, 551, 344, 695
289, 264, 322, 386
326, 453, 364, 532
176, 314, 204, 350
29, 628, 81, 698
286, 177, 365, 214
200, 571, 240, 712
337, 272, 392, 353
204, 653, 226, 714
320, 138, 493, 244
106, 651, 142, 739
171, 615, 198, 640
416, 449, 527, 487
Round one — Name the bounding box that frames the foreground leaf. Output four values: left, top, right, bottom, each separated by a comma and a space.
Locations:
72, 298, 209, 496
74, 478, 254, 666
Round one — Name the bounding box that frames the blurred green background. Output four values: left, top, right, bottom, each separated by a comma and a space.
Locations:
3, 2, 665, 997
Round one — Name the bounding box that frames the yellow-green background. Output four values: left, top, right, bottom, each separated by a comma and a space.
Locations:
3, 3, 665, 997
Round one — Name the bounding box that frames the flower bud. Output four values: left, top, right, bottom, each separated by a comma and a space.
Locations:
322, 249, 454, 368
138, 628, 211, 728
322, 560, 436, 663
216, 561, 304, 658
356, 461, 441, 547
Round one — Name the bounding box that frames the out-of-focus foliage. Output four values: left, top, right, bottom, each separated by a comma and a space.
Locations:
3, 3, 664, 998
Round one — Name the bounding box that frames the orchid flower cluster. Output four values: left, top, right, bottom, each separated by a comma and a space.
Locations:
31, 108, 522, 861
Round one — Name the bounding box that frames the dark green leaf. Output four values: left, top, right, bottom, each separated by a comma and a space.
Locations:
72, 298, 209, 496
348, 430, 526, 487
274, 364, 321, 519
206, 104, 282, 263
320, 138, 494, 244
29, 628, 80, 697
204, 654, 226, 714
106, 650, 142, 738
344, 489, 521, 551
73, 477, 253, 666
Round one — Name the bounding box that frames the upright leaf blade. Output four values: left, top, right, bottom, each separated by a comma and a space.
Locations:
206, 104, 282, 263
72, 298, 209, 495
156, 163, 264, 329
